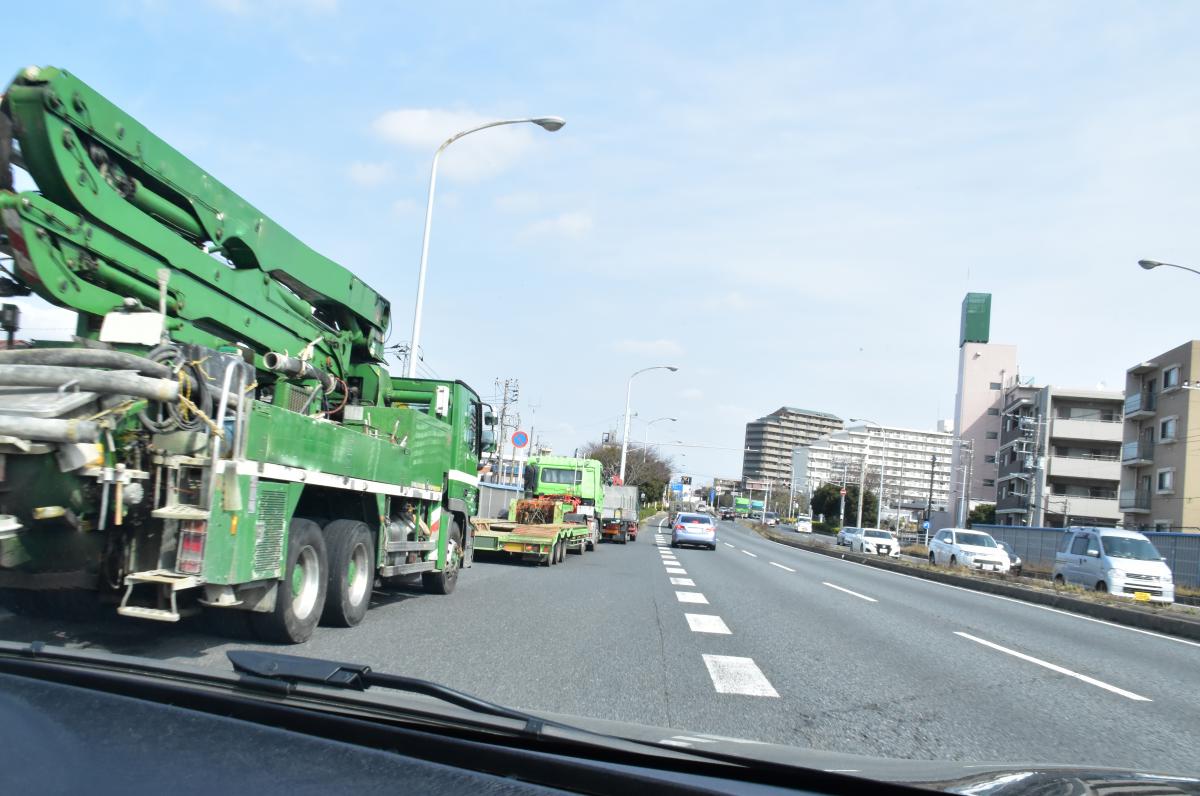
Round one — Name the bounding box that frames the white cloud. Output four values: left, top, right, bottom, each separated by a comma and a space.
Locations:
680, 388, 704, 401
370, 109, 542, 181
493, 192, 542, 213
346, 160, 393, 187
207, 0, 337, 14
523, 211, 593, 238
611, 339, 684, 357
391, 198, 418, 217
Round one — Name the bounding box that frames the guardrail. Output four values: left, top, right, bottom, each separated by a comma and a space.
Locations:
973, 524, 1200, 588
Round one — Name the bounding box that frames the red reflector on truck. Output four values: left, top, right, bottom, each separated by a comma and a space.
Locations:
177, 520, 207, 574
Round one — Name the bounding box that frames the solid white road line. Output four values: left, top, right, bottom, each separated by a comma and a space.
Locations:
702, 654, 779, 697
685, 613, 732, 634
666, 567, 687, 575
822, 582, 877, 602
769, 562, 796, 573
670, 577, 695, 586
675, 591, 709, 604
954, 632, 1152, 702
741, 550, 758, 558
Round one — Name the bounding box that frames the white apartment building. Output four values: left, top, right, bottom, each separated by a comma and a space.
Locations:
792, 424, 955, 519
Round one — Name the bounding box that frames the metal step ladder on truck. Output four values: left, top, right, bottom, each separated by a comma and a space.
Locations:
600, 484, 640, 544
472, 456, 603, 565
0, 66, 496, 642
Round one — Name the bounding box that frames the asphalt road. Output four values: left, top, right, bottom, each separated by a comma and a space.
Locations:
2, 514, 1198, 777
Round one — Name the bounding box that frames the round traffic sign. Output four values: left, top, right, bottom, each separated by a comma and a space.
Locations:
511, 430, 529, 448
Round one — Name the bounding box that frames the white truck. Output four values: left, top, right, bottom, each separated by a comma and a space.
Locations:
600, 485, 641, 544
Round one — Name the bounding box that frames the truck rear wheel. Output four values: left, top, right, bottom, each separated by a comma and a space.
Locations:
252, 518, 328, 644
321, 520, 375, 628
422, 522, 462, 595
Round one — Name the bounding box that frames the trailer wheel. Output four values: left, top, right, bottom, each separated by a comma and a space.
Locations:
252, 518, 328, 644
321, 520, 375, 628
558, 540, 567, 563
422, 522, 462, 595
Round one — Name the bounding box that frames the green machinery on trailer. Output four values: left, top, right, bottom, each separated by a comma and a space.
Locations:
0, 66, 493, 642
471, 456, 602, 565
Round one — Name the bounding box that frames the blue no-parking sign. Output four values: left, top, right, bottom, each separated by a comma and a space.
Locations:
511, 430, 528, 448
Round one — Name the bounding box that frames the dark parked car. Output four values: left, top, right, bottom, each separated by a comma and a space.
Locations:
997, 540, 1022, 576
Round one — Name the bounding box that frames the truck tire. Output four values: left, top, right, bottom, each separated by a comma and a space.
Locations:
422, 522, 462, 595
321, 520, 375, 628
556, 540, 566, 564
252, 518, 328, 644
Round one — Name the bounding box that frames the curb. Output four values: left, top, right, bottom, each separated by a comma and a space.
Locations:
750, 526, 1200, 643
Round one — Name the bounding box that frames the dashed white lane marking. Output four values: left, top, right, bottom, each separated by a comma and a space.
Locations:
954, 632, 1151, 702
702, 654, 779, 697
775, 542, 1200, 650
822, 582, 877, 602
675, 591, 709, 604
685, 613, 731, 634
723, 542, 735, 548
741, 550, 757, 558
665, 567, 687, 575
670, 577, 695, 586
770, 562, 796, 573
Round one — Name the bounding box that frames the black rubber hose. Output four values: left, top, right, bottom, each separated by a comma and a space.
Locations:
0, 348, 171, 378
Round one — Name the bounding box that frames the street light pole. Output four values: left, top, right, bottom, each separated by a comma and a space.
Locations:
619, 365, 678, 481
1138, 259, 1200, 278
407, 116, 565, 378
643, 417, 677, 463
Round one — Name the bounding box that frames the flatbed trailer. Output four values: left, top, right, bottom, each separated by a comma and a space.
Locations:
470, 519, 591, 566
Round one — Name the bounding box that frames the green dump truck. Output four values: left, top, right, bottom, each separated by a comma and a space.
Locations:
471, 456, 602, 565
0, 66, 493, 642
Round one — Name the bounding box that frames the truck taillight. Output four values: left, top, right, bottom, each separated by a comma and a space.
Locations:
177, 520, 208, 574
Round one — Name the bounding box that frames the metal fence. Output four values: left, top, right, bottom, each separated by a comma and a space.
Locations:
974, 524, 1200, 588
477, 482, 522, 519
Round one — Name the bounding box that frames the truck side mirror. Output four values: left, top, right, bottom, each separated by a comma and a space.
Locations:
1087, 548, 1100, 557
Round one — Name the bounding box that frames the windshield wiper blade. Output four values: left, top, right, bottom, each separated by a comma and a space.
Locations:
228, 650, 547, 735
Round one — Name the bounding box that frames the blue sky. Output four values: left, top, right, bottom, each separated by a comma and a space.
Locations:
9, 1, 1200, 483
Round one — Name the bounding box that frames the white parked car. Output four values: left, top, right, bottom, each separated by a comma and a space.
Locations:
928, 528, 1010, 573
1052, 527, 1174, 603
853, 528, 900, 557
836, 527, 863, 547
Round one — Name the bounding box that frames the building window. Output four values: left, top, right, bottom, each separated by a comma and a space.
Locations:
982, 478, 995, 487
1163, 366, 1181, 390
985, 455, 996, 463
987, 408, 1000, 416
989, 382, 1002, 390
1156, 469, 1175, 493
985, 431, 998, 439
1160, 417, 1178, 442
1154, 520, 1172, 532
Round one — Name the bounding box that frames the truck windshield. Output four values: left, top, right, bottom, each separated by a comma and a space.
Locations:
540, 468, 581, 485
1102, 536, 1162, 561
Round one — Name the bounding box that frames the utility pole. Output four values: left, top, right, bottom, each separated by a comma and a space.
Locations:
925, 454, 936, 543
856, 437, 870, 527
493, 378, 519, 484
839, 462, 849, 526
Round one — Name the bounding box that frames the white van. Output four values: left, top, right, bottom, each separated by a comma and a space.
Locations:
1052, 528, 1174, 604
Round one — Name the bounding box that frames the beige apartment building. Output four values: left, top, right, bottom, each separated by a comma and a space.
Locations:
742, 407, 843, 487
1119, 340, 1200, 531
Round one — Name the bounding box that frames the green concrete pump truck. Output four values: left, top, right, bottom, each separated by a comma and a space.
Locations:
0, 66, 495, 642
471, 456, 602, 565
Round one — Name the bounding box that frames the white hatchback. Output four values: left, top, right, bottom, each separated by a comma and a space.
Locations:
928, 528, 1010, 573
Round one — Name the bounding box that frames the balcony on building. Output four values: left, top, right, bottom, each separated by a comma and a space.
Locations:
1120, 439, 1154, 466
1123, 392, 1156, 420
995, 494, 1029, 513
1118, 488, 1151, 513
1048, 495, 1121, 522
1046, 454, 1119, 481
1051, 417, 1123, 444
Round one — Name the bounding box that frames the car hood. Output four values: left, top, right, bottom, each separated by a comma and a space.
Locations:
535, 709, 1200, 793
1, 642, 1195, 795
960, 545, 1007, 558
1109, 558, 1172, 578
